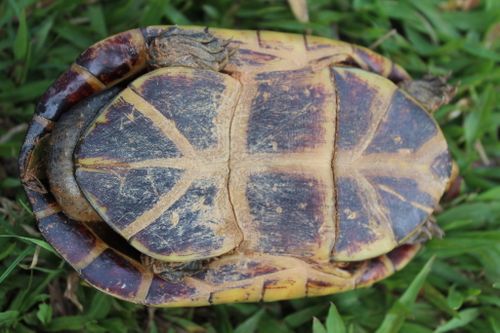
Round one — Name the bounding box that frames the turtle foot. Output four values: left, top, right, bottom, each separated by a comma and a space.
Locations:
404, 216, 444, 244
399, 75, 456, 113
148, 26, 233, 71
141, 254, 207, 283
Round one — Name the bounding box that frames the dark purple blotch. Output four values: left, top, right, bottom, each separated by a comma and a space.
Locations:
247, 69, 327, 153
365, 90, 437, 154
246, 172, 324, 256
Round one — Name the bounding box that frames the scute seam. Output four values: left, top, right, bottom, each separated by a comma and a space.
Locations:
330, 68, 340, 257
355, 87, 394, 156
227, 75, 244, 246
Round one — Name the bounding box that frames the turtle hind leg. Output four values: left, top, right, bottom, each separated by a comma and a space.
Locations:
141, 255, 207, 283
355, 244, 421, 288
148, 27, 233, 71
402, 216, 444, 245
334, 45, 411, 83
399, 75, 457, 113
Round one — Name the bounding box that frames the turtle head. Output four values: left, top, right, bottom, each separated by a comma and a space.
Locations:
148, 26, 233, 72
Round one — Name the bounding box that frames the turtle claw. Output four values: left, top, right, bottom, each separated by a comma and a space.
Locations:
404, 216, 444, 244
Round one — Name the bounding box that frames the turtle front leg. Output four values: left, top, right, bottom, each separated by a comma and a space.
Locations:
148, 27, 233, 71
36, 27, 233, 122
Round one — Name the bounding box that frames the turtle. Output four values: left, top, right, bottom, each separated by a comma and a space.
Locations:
19, 26, 458, 306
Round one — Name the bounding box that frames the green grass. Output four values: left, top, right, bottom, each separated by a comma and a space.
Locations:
1, 0, 499, 332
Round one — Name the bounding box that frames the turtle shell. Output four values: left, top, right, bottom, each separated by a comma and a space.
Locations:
19, 26, 454, 306
75, 65, 450, 264
75, 67, 243, 262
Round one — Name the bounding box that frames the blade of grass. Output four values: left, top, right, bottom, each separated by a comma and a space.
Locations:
12, 8, 28, 61
0, 245, 33, 284
284, 303, 327, 328
434, 308, 480, 333
234, 309, 265, 333
326, 302, 346, 333
375, 257, 435, 333
312, 317, 327, 333
0, 235, 57, 255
